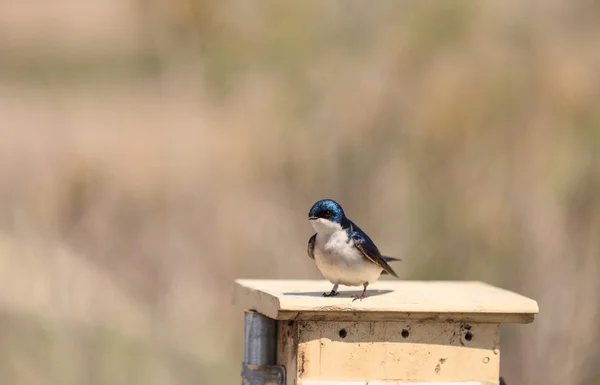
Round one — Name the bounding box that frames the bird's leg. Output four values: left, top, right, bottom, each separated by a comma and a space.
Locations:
352, 282, 369, 302
323, 284, 339, 297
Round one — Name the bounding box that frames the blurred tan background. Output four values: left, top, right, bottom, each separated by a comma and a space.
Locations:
1, 1, 599, 384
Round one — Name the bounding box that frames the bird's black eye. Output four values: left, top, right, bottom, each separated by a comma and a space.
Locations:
323, 210, 333, 217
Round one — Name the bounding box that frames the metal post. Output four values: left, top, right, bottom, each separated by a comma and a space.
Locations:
244, 310, 277, 365
242, 310, 284, 385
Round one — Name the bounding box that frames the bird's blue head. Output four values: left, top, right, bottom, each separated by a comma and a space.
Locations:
308, 199, 345, 225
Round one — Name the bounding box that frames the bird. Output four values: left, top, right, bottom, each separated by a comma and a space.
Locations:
307, 198, 401, 301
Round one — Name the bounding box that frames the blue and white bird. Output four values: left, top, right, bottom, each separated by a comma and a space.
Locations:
307, 199, 401, 300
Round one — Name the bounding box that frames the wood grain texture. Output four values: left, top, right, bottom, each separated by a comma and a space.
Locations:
233, 279, 538, 323
296, 320, 500, 384
277, 320, 299, 385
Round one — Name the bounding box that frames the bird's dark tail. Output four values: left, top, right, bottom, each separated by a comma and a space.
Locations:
380, 256, 401, 276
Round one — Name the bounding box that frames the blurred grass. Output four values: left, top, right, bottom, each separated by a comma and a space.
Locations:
1, 1, 600, 384
0, 50, 163, 85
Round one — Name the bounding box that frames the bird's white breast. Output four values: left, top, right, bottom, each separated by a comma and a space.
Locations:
311, 221, 383, 287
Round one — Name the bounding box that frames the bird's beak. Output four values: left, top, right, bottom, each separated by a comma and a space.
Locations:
308, 216, 318, 221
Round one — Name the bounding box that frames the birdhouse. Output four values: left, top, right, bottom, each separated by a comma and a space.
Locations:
234, 279, 538, 385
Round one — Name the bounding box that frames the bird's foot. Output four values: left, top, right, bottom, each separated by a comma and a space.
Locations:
351, 293, 368, 302
352, 283, 369, 301
322, 290, 339, 297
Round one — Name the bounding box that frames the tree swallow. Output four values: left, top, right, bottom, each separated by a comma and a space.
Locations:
307, 199, 400, 300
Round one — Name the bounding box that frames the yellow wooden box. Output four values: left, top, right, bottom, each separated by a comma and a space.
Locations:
234, 279, 538, 385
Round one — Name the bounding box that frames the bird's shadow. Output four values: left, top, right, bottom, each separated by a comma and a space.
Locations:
283, 289, 393, 298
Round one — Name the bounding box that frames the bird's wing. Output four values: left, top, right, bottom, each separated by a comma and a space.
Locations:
307, 233, 316, 259
351, 232, 398, 278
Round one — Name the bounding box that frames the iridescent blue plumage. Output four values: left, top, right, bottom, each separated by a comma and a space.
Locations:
308, 199, 345, 224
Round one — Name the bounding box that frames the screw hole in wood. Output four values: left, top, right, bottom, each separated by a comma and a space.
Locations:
339, 328, 347, 338
465, 331, 473, 341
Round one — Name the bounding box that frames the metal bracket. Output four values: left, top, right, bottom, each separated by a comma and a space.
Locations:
241, 363, 286, 385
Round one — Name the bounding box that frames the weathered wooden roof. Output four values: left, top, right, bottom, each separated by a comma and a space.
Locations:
233, 279, 539, 323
